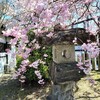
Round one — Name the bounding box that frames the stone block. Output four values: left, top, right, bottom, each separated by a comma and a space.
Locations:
52, 42, 75, 64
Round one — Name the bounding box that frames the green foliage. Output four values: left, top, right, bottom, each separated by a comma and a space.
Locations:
27, 46, 52, 82
25, 67, 37, 81
16, 45, 52, 83
16, 30, 52, 82
16, 55, 23, 69
39, 64, 49, 79
16, 30, 52, 84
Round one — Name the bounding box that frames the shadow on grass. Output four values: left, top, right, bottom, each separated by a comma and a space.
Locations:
0, 79, 31, 100
0, 78, 50, 100
95, 79, 100, 82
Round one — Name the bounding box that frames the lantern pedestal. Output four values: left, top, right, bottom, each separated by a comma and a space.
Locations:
47, 81, 75, 100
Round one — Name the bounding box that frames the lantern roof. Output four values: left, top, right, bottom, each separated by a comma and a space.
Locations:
39, 28, 96, 45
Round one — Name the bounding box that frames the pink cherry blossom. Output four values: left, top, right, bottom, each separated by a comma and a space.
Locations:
81, 43, 87, 51
84, 0, 93, 4
10, 38, 18, 45
40, 60, 46, 64
35, 70, 43, 79
29, 60, 39, 69
21, 67, 26, 72
21, 59, 29, 65
19, 79, 25, 83
83, 67, 91, 75
73, 37, 77, 44
38, 79, 45, 84
46, 32, 54, 38
22, 53, 30, 59
43, 54, 48, 57
20, 75, 26, 79
2, 29, 12, 36
35, 70, 40, 76
76, 62, 83, 67
34, 43, 41, 49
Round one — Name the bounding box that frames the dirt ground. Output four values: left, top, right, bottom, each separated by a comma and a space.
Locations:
0, 71, 100, 100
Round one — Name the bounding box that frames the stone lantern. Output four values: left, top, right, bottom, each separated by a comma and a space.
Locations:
39, 27, 96, 100
51, 42, 85, 84
49, 28, 93, 84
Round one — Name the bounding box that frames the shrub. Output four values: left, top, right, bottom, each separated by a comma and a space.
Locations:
16, 46, 52, 84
